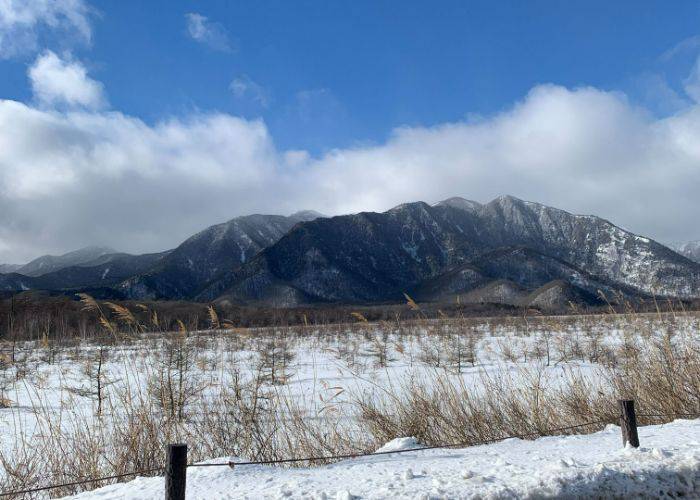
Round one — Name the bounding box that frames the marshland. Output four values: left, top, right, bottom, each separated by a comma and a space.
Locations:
0, 294, 698, 497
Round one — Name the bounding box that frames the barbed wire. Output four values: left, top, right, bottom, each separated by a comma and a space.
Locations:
0, 466, 164, 497
1, 411, 698, 497
189, 419, 611, 468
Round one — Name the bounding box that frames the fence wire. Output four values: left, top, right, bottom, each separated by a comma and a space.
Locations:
0, 467, 164, 497
192, 420, 613, 468
1, 411, 698, 497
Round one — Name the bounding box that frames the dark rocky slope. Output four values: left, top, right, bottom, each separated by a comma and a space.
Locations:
203, 196, 700, 305
118, 211, 323, 300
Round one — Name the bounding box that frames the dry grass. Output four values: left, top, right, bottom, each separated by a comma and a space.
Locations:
0, 309, 697, 497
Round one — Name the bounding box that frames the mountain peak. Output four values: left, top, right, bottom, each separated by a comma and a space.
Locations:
118, 212, 322, 300
388, 201, 431, 212
435, 197, 482, 212
290, 210, 325, 221
16, 245, 118, 277
492, 194, 526, 205
201, 195, 700, 305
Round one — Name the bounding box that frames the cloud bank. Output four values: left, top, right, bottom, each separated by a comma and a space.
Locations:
1, 82, 700, 262
0, 1, 698, 262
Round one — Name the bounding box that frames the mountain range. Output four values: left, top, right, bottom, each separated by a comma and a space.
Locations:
13, 246, 117, 277
1, 196, 699, 310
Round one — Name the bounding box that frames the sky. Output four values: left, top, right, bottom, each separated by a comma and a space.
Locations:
1, 0, 700, 262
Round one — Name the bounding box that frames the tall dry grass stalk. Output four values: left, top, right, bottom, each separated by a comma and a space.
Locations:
0, 309, 697, 497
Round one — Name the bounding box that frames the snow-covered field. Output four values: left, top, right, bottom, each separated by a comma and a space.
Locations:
0, 312, 697, 498
67, 419, 700, 499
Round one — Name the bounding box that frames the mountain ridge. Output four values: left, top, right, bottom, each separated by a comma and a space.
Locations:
16, 246, 118, 277
1, 197, 698, 309
201, 196, 700, 306
117, 211, 323, 300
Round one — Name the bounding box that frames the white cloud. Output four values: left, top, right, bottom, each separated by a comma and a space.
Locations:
1, 83, 700, 262
0, 100, 278, 261
0, 0, 92, 58
28, 50, 105, 109
185, 12, 232, 52
283, 150, 310, 167
230, 75, 269, 107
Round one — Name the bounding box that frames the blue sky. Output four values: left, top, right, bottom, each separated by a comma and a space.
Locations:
3, 0, 700, 154
1, 1, 700, 261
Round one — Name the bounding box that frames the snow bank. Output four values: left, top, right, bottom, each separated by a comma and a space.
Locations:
64, 419, 700, 499
374, 437, 422, 453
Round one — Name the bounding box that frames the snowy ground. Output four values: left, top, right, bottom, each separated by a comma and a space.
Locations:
0, 318, 608, 445
66, 419, 700, 499
0, 313, 697, 497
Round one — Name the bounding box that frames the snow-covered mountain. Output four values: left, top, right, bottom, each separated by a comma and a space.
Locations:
0, 264, 20, 274
672, 240, 700, 263
2, 198, 698, 308
0, 251, 170, 293
200, 196, 700, 305
118, 211, 324, 299
14, 246, 118, 277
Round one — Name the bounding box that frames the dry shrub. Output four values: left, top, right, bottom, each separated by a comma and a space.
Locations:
0, 311, 698, 497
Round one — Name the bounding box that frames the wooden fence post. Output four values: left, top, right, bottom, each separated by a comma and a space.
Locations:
619, 400, 639, 448
165, 443, 187, 500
